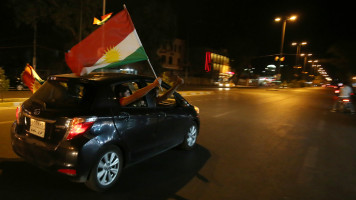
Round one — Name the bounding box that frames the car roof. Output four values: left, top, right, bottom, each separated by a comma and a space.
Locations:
49, 72, 155, 84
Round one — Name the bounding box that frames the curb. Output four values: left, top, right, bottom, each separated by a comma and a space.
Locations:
179, 91, 213, 96
0, 102, 22, 107
0, 98, 28, 108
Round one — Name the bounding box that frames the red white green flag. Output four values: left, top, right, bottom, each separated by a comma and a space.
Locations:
21, 64, 44, 93
65, 7, 148, 76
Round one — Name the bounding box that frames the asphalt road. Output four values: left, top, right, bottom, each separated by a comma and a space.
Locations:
0, 87, 356, 200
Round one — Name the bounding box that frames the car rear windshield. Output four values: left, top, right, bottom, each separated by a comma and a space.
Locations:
30, 79, 94, 109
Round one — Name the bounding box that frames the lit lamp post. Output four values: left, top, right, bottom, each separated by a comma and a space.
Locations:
300, 53, 312, 72
292, 41, 307, 67
308, 59, 318, 72
308, 59, 318, 80
299, 53, 312, 80
274, 15, 297, 82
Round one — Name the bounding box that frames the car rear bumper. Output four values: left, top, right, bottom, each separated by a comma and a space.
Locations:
10, 122, 89, 182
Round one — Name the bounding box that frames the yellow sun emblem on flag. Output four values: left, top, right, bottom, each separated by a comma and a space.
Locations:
103, 47, 120, 63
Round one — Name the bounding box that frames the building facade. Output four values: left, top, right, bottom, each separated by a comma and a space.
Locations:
157, 38, 186, 71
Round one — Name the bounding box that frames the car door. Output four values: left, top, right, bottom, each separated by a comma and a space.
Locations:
154, 87, 191, 151
111, 81, 159, 163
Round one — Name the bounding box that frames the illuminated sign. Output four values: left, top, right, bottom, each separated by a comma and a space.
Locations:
205, 52, 211, 72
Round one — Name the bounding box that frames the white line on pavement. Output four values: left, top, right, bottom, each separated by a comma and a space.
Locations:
297, 146, 319, 185
213, 111, 235, 118
303, 147, 319, 168
317, 120, 325, 132
0, 121, 14, 125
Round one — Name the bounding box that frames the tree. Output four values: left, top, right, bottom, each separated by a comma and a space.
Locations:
324, 40, 356, 81
126, 1, 177, 74
8, 0, 101, 47
0, 67, 10, 102
6, 0, 178, 75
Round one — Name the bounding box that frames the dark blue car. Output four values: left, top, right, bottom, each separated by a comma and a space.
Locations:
11, 72, 200, 191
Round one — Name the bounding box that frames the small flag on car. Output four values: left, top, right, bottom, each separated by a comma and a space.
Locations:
93, 13, 112, 25
21, 64, 44, 93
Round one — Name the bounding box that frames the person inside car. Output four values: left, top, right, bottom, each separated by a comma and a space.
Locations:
154, 76, 184, 104
116, 77, 162, 106
116, 76, 184, 107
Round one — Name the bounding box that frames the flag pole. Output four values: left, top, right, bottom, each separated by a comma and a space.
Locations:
123, 5, 161, 85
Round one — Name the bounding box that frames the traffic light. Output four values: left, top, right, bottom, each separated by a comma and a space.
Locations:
274, 56, 285, 61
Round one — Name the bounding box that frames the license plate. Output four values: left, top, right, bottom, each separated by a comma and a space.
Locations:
29, 118, 46, 138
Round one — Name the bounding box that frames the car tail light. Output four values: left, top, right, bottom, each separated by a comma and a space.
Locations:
58, 169, 76, 175
16, 106, 22, 124
335, 90, 340, 94
66, 117, 96, 140
343, 99, 350, 102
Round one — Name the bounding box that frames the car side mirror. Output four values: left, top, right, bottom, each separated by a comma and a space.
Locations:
174, 93, 190, 107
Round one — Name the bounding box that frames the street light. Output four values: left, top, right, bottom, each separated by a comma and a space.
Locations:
274, 15, 297, 82
308, 59, 319, 67
298, 53, 312, 79
308, 59, 319, 76
292, 41, 307, 67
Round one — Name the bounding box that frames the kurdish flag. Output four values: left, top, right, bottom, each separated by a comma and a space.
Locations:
65, 7, 148, 76
21, 64, 44, 93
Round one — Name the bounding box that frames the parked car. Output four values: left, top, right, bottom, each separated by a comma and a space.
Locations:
9, 77, 27, 90
11, 72, 200, 191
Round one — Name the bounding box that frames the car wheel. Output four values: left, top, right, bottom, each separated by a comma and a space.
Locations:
180, 123, 198, 150
85, 145, 123, 192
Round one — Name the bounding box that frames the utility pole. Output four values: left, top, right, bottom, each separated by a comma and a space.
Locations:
79, 0, 83, 42
103, 0, 106, 15
274, 15, 297, 82
33, 20, 37, 70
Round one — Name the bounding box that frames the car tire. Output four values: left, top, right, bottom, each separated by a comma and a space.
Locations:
85, 145, 123, 192
180, 123, 198, 150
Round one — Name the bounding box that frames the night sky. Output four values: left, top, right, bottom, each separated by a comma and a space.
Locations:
174, 1, 355, 56
1, 0, 355, 79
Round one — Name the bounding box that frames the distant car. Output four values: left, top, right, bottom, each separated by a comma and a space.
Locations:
9, 77, 27, 90
218, 81, 235, 88
11, 72, 200, 191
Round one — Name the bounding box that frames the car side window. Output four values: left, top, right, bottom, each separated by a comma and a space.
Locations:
146, 81, 177, 107
114, 81, 147, 108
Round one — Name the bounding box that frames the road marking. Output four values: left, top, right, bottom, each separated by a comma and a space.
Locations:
179, 91, 213, 96
317, 120, 325, 132
213, 111, 235, 118
303, 147, 319, 168
297, 146, 319, 185
0, 107, 17, 111
0, 121, 14, 125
